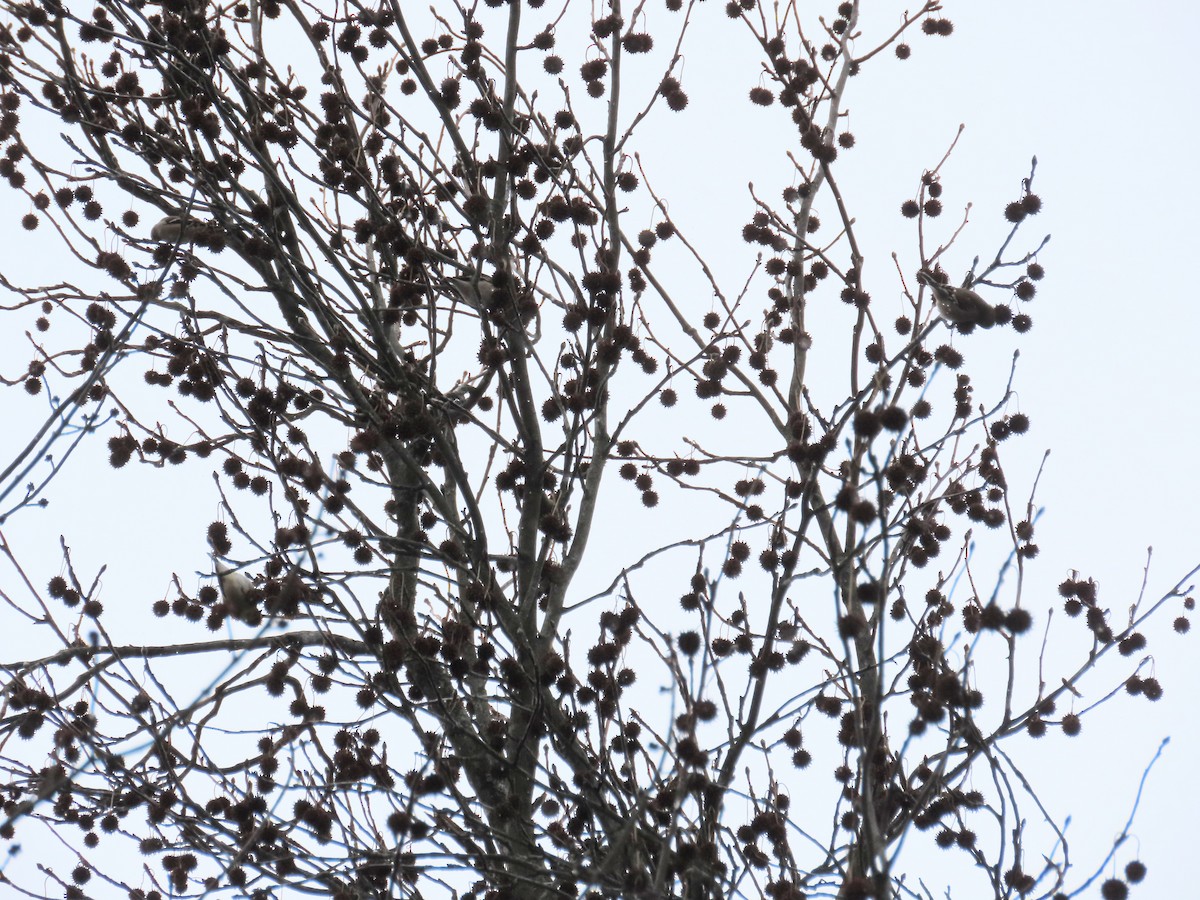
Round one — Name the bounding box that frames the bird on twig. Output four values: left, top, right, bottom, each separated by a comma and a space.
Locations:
150, 214, 210, 244
446, 274, 497, 313
917, 268, 996, 329
445, 272, 542, 339
214, 558, 259, 624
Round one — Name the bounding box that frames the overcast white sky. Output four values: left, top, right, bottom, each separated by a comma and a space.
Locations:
1, 1, 1197, 895
635, 3, 1200, 890
689, 2, 1200, 891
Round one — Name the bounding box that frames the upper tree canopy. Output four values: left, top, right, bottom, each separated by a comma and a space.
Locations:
0, 3, 1191, 900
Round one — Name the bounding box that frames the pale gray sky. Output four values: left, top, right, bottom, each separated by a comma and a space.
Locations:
1, 1, 1196, 895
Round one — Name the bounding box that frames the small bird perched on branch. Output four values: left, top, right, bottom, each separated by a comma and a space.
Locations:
445, 272, 541, 339
446, 274, 497, 313
150, 214, 210, 244
917, 268, 996, 329
214, 559, 259, 623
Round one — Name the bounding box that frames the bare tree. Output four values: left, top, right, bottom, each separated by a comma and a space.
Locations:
0, 2, 1192, 899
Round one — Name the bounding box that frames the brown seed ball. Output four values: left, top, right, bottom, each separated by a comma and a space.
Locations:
580, 59, 607, 81
666, 90, 689, 111
880, 406, 907, 431
1005, 608, 1032, 633
622, 33, 653, 53
838, 613, 865, 638
1117, 632, 1147, 656
749, 87, 774, 106
934, 345, 963, 369
850, 500, 876, 523
853, 409, 881, 439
